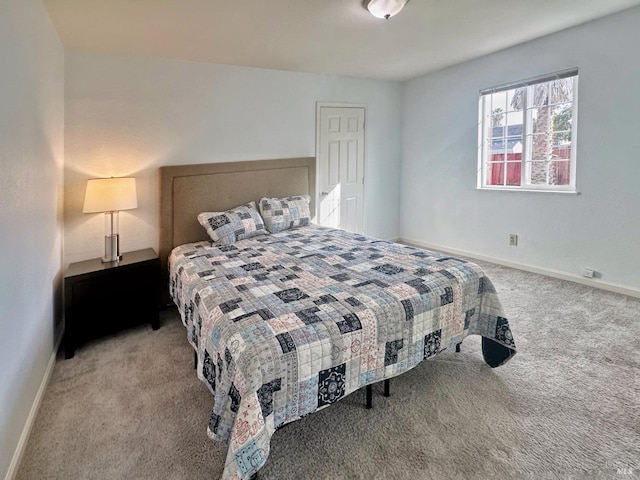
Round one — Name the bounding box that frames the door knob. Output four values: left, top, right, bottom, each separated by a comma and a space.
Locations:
320, 191, 329, 196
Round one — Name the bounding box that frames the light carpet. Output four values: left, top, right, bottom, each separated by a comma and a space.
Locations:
15, 259, 639, 480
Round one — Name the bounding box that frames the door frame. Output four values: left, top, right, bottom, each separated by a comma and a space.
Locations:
315, 101, 368, 233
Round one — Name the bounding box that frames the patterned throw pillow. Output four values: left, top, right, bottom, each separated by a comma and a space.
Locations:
197, 201, 267, 245
259, 195, 311, 233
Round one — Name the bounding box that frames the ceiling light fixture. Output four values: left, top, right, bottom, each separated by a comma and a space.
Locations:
365, 0, 409, 20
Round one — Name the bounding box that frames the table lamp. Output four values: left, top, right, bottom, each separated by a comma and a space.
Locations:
83, 177, 137, 262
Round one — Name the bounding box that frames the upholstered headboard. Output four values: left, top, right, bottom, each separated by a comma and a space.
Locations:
159, 157, 316, 303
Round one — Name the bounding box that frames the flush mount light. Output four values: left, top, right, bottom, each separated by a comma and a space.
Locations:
365, 0, 409, 19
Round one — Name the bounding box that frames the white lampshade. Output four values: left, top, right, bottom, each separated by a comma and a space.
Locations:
366, 0, 409, 19
83, 177, 138, 213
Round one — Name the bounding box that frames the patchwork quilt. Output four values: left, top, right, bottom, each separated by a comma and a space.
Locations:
169, 225, 516, 480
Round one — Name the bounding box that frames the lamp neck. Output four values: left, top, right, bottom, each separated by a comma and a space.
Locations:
104, 210, 120, 236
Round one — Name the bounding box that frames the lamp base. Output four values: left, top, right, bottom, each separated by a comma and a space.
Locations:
102, 233, 122, 263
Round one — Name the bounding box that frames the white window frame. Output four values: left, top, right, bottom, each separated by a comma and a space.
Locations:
477, 68, 579, 193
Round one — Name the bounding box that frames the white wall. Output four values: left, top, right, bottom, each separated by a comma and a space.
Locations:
0, 0, 64, 477
400, 7, 640, 293
64, 53, 402, 267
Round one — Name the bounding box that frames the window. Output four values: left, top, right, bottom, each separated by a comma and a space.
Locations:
478, 68, 578, 192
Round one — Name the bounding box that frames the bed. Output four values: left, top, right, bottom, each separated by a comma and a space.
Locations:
160, 157, 517, 480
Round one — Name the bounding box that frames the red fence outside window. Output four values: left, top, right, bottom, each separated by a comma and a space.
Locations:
488, 147, 571, 186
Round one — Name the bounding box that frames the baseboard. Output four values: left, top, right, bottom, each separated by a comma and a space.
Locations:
4, 332, 62, 480
397, 237, 640, 299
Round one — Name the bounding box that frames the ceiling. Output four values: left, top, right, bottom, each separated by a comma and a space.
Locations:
43, 0, 640, 82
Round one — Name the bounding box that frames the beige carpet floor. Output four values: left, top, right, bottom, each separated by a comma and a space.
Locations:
15, 259, 640, 480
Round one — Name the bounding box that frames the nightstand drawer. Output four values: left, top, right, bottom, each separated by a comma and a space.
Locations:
72, 263, 158, 305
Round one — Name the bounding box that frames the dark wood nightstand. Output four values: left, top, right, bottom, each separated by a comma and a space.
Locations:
63, 248, 161, 359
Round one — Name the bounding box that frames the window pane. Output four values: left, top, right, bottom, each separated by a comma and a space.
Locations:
552, 103, 572, 144
505, 112, 523, 154
490, 121, 506, 153
490, 92, 508, 127
550, 78, 574, 105
530, 133, 550, 161
490, 134, 504, 154
506, 89, 522, 112
526, 161, 548, 185
552, 131, 571, 145
552, 160, 571, 185
505, 162, 521, 186
486, 162, 505, 186
529, 106, 552, 135
552, 134, 571, 160
529, 83, 550, 107
505, 111, 522, 127
552, 101, 572, 118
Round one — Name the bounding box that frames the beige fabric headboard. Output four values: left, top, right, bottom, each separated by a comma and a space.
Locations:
159, 157, 316, 303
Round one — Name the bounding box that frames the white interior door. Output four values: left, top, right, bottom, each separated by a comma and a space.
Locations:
316, 104, 366, 233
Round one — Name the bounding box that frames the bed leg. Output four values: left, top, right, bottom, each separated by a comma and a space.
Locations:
384, 379, 390, 397
194, 351, 197, 369
366, 385, 372, 409
456, 342, 461, 353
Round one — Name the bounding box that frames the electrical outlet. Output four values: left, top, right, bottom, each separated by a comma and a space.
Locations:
582, 268, 595, 278
509, 234, 518, 246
